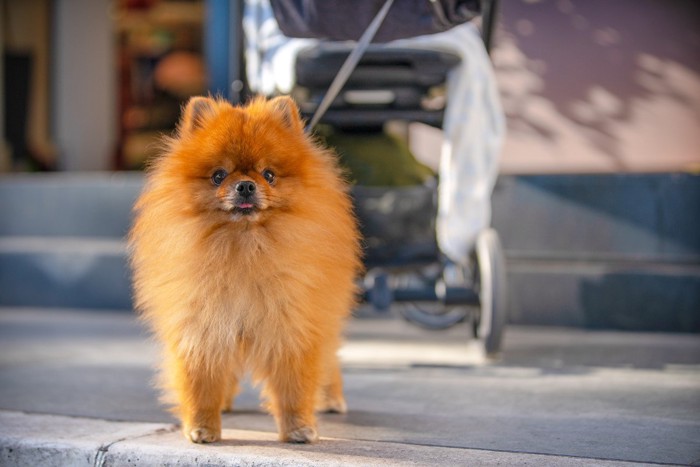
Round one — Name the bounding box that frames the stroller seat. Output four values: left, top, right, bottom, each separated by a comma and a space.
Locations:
293, 44, 460, 128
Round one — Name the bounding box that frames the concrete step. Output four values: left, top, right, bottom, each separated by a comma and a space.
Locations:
1, 172, 698, 330
491, 173, 700, 332
0, 173, 137, 310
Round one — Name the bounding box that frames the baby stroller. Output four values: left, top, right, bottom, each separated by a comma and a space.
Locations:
236, 0, 507, 355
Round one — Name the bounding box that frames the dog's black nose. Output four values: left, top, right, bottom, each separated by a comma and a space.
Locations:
235, 181, 256, 197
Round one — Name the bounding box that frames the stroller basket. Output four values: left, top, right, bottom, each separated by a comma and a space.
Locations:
353, 184, 438, 267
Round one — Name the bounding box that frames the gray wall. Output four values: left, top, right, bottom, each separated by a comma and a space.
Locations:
53, 0, 116, 170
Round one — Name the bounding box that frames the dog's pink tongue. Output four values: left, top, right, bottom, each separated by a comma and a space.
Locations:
239, 203, 253, 209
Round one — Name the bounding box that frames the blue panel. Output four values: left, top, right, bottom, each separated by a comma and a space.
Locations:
204, 0, 231, 98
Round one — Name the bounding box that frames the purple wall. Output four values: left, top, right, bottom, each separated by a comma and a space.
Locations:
493, 0, 700, 173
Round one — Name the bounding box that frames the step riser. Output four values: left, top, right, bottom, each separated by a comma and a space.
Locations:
508, 265, 700, 332
0, 251, 132, 310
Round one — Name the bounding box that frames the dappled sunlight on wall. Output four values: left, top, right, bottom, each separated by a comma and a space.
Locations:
493, 0, 700, 174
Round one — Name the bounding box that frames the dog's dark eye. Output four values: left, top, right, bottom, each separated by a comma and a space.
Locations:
262, 169, 275, 184
211, 169, 228, 186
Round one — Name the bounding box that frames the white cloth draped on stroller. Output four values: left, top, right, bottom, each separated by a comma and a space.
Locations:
243, 0, 505, 265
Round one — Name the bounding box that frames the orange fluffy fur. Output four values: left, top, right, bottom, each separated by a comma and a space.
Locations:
129, 96, 362, 444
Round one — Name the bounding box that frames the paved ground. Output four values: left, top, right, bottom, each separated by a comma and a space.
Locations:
1, 307, 699, 466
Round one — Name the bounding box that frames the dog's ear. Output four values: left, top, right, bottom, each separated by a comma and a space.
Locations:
268, 96, 302, 131
179, 96, 218, 135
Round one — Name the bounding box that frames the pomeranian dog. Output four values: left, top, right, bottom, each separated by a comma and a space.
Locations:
129, 96, 362, 444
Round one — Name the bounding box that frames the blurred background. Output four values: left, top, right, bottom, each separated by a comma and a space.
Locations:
1, 0, 699, 332
3, 0, 699, 173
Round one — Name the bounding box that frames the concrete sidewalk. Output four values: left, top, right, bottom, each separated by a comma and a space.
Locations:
1, 307, 699, 466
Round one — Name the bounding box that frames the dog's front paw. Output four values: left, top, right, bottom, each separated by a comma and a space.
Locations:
283, 426, 319, 444
186, 426, 221, 444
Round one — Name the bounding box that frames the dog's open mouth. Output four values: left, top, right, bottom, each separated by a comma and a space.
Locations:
233, 202, 257, 215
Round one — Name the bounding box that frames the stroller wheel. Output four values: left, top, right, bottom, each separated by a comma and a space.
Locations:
395, 264, 469, 330
398, 302, 468, 330
473, 228, 508, 356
